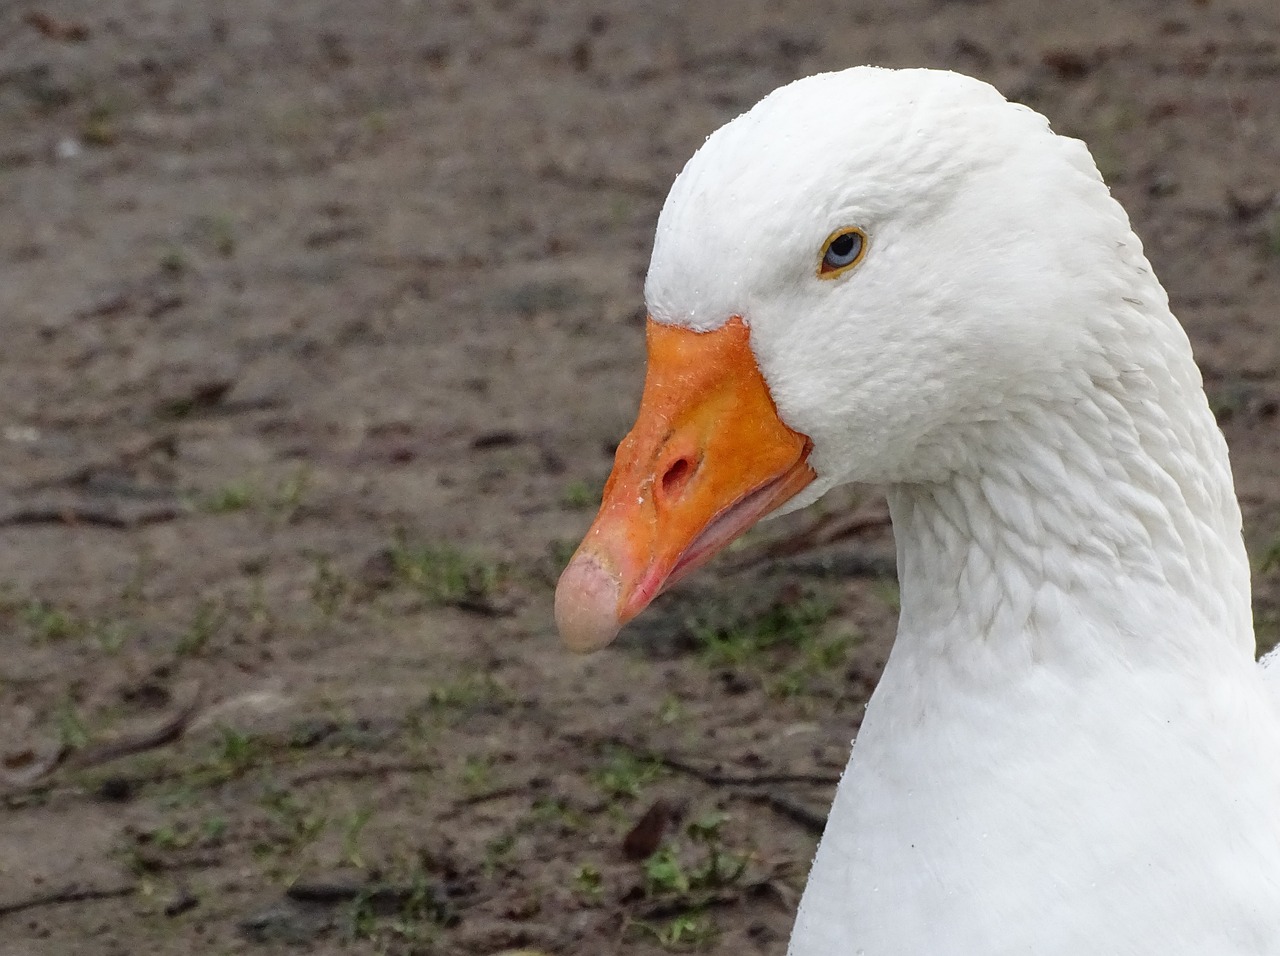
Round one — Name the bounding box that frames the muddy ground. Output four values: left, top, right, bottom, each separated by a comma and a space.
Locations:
1, 1, 1278, 953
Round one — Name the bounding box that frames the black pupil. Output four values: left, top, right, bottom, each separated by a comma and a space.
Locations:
830, 233, 856, 258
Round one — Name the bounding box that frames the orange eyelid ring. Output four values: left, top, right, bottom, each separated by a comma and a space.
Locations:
555, 315, 817, 653
817, 226, 868, 278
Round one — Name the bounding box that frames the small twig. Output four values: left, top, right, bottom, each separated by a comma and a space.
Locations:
289, 759, 438, 786
455, 784, 527, 807
583, 734, 840, 788
66, 684, 204, 770
570, 733, 834, 834
726, 507, 891, 572
133, 850, 225, 874
0, 500, 185, 528
2, 684, 203, 794
738, 791, 828, 835
649, 752, 840, 788
287, 877, 423, 905
433, 784, 533, 822
286, 876, 451, 920
632, 888, 748, 920
0, 883, 135, 919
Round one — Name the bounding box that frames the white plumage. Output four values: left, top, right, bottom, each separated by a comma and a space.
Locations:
643, 68, 1280, 954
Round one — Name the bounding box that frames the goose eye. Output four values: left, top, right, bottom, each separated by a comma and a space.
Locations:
819, 227, 867, 277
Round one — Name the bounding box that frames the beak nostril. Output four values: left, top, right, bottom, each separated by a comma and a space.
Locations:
660, 456, 696, 501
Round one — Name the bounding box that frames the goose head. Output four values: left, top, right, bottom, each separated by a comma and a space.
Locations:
556, 66, 1160, 652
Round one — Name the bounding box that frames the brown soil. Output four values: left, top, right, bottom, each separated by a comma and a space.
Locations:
2, 1, 1279, 954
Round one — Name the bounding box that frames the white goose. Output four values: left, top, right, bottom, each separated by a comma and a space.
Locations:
555, 67, 1280, 954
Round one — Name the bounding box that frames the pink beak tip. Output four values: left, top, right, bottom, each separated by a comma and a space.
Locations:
555, 554, 624, 653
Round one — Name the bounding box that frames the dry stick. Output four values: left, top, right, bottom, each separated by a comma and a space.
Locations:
725, 507, 892, 572
285, 876, 451, 922
287, 879, 432, 907
579, 734, 833, 835
738, 791, 828, 835
0, 883, 136, 919
0, 501, 185, 528
453, 784, 527, 807
2, 684, 203, 794
588, 734, 840, 788
633, 889, 751, 921
289, 759, 438, 786
65, 684, 204, 770
646, 752, 840, 789
10, 717, 437, 803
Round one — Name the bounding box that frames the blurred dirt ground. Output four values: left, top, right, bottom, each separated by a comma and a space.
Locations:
1, 1, 1279, 953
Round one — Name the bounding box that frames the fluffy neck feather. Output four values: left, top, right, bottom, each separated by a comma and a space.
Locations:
886, 300, 1253, 680
788, 311, 1262, 955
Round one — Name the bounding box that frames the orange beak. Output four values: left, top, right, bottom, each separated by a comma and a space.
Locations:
555, 316, 816, 652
